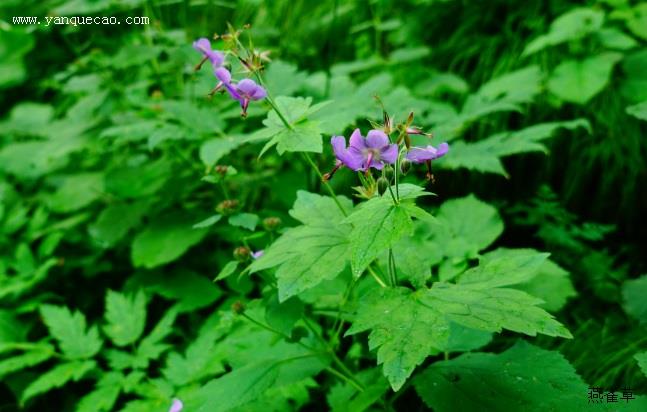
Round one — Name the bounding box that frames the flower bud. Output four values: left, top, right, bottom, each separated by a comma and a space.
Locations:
377, 177, 389, 195
233, 246, 251, 262
231, 301, 246, 314
216, 199, 239, 215
400, 159, 411, 175
215, 165, 228, 176
383, 165, 394, 181
262, 217, 281, 231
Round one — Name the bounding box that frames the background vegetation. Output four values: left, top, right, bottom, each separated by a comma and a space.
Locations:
1, 0, 646, 411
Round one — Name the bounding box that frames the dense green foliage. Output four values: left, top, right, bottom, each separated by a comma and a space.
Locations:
1, 0, 646, 411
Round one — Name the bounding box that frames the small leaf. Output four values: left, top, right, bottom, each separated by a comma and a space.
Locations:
228, 213, 259, 231
104, 290, 147, 347
40, 305, 102, 359
132, 215, 208, 268
635, 352, 647, 378
622, 275, 647, 323
215, 261, 239, 281
626, 100, 647, 121
193, 214, 222, 229
0, 345, 55, 378
21, 360, 96, 403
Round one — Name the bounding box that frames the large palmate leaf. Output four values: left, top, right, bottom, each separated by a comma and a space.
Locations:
347, 279, 570, 390
249, 191, 353, 301
40, 305, 102, 360
413, 341, 588, 411
548, 53, 623, 104
442, 119, 591, 176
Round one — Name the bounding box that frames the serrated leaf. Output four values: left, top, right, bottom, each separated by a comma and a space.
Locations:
344, 196, 416, 278
622, 275, 647, 323
548, 53, 623, 104
348, 282, 571, 390
131, 215, 208, 268
413, 341, 587, 411
40, 305, 102, 359
627, 100, 647, 121
515, 258, 576, 312
76, 372, 122, 412
104, 290, 147, 347
21, 360, 96, 403
0, 344, 55, 378
249, 192, 353, 301
345, 287, 450, 391
459, 249, 550, 288
636, 352, 647, 377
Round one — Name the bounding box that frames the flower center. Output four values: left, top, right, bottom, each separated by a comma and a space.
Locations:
363, 148, 381, 161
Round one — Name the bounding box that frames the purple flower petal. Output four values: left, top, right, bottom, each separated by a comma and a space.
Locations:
348, 128, 366, 152
215, 67, 232, 83
331, 136, 363, 171
366, 130, 389, 149
252, 250, 264, 259
192, 38, 211, 54
405, 142, 449, 163
380, 143, 399, 164
193, 38, 224, 67
249, 85, 267, 100
169, 399, 183, 412
236, 79, 258, 96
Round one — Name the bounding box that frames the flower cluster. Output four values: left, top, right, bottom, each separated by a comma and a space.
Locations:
329, 126, 448, 180
193, 37, 266, 116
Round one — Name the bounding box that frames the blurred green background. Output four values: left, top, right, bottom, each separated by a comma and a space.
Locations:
1, 0, 646, 411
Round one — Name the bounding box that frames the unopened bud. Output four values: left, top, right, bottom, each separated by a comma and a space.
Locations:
263, 217, 281, 231
216, 199, 239, 215
231, 301, 246, 314
215, 165, 228, 176
377, 177, 389, 195
400, 159, 412, 175
383, 165, 394, 181
233, 246, 251, 262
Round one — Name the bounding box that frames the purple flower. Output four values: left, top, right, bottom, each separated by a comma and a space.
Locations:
233, 79, 267, 114
169, 399, 183, 412
193, 38, 224, 67
251, 250, 264, 259
331, 129, 398, 172
405, 142, 449, 163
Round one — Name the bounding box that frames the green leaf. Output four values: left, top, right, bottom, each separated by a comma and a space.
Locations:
597, 28, 638, 50
145, 272, 222, 312
523, 8, 605, 55
137, 308, 178, 362
348, 281, 571, 390
326, 368, 390, 412
249, 192, 353, 301
413, 341, 588, 411
188, 355, 325, 412
21, 360, 96, 403
548, 53, 623, 104
259, 96, 326, 155
622, 275, 647, 323
162, 323, 224, 386
199, 136, 245, 166
215, 261, 239, 281
104, 290, 147, 347
193, 214, 222, 229
345, 195, 421, 278
514, 258, 576, 312
104, 159, 170, 199
627, 100, 647, 121
76, 373, 122, 412
132, 215, 208, 268
426, 283, 572, 338
635, 352, 647, 377
89, 201, 149, 247
476, 66, 542, 105
459, 249, 550, 288
442, 120, 591, 176
40, 305, 102, 359
0, 345, 55, 378
443, 322, 493, 353
228, 213, 259, 231
432, 195, 503, 259
265, 294, 304, 336
345, 287, 450, 391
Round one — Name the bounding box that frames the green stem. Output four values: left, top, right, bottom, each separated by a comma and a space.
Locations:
302, 153, 348, 216
326, 367, 364, 392
367, 265, 388, 288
